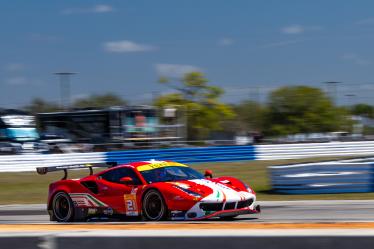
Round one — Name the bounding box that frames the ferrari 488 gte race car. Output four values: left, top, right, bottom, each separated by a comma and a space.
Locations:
37, 160, 260, 222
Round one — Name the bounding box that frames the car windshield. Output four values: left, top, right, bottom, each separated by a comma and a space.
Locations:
140, 166, 204, 183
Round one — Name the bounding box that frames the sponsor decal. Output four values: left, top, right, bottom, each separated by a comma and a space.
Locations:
170, 210, 186, 220
173, 195, 184, 201
69, 193, 108, 208
137, 161, 187, 172
103, 208, 114, 216
87, 208, 98, 215
124, 187, 139, 216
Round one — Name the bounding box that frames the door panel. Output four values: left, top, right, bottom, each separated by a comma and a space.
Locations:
95, 167, 143, 215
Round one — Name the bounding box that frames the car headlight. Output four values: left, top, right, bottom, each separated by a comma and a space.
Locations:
173, 185, 202, 198
243, 182, 253, 193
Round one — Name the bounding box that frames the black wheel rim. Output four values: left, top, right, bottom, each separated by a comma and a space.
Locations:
54, 194, 71, 221
144, 193, 163, 220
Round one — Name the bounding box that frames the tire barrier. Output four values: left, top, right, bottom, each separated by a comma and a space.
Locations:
269, 158, 374, 194
1, 141, 374, 172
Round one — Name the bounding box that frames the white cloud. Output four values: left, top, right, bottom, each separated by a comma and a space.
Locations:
29, 33, 59, 42
155, 64, 201, 77
218, 38, 234, 46
4, 63, 24, 72
281, 25, 322, 35
281, 25, 305, 34
358, 84, 374, 91
342, 53, 370, 66
3, 76, 44, 86
103, 40, 156, 53
5, 76, 27, 86
71, 93, 89, 101
62, 4, 114, 15
356, 18, 374, 25
93, 4, 113, 13
262, 39, 303, 48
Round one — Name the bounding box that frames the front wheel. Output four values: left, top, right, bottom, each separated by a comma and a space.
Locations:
52, 192, 74, 222
142, 189, 167, 221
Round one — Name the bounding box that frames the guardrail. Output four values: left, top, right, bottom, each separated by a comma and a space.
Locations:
0, 146, 255, 172
0, 152, 106, 172
269, 158, 374, 194
257, 141, 374, 160
1, 141, 374, 173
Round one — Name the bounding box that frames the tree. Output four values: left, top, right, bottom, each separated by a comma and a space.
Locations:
351, 103, 374, 118
155, 72, 235, 140
231, 100, 266, 133
265, 86, 350, 136
72, 93, 126, 109
24, 98, 60, 114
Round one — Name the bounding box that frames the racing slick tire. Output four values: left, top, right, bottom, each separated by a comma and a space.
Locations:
142, 189, 168, 221
52, 192, 75, 222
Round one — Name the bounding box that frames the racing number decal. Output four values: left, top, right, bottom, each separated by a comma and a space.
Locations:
124, 188, 139, 216
125, 199, 135, 211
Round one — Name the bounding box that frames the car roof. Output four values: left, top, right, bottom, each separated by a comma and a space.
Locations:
97, 160, 188, 174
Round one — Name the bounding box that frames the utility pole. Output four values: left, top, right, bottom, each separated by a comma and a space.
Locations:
54, 72, 76, 109
345, 94, 356, 106
323, 81, 342, 105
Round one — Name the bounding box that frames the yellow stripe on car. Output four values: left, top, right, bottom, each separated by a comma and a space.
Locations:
137, 161, 187, 171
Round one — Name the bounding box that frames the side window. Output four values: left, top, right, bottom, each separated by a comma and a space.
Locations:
100, 168, 142, 185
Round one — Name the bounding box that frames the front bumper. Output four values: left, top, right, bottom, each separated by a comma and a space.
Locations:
194, 204, 261, 220
170, 203, 261, 220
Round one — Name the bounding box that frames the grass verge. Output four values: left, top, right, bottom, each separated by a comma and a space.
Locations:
1, 157, 374, 204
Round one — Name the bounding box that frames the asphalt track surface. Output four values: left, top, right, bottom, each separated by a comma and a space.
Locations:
1, 200, 374, 224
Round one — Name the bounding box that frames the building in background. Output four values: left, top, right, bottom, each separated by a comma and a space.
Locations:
0, 109, 48, 154
37, 106, 183, 150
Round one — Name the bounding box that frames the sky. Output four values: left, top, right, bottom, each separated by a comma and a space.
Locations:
2, 0, 374, 107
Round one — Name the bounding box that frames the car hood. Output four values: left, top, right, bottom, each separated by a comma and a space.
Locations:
167, 178, 252, 202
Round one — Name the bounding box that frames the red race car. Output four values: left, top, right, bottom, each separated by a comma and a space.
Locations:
37, 160, 260, 222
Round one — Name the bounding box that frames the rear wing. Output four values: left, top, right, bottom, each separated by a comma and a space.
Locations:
36, 162, 117, 180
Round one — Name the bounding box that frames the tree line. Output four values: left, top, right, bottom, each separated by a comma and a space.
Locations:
23, 72, 374, 140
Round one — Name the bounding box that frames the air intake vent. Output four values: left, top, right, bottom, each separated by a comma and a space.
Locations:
81, 181, 99, 194
224, 202, 236, 210
237, 199, 253, 209
199, 203, 223, 211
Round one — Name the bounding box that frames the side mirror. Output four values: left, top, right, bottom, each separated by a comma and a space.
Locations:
119, 176, 134, 185
204, 170, 213, 179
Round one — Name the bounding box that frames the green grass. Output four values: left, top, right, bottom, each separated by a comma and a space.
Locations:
1, 157, 374, 204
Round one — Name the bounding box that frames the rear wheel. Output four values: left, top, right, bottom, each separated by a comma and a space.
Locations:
52, 192, 74, 222
142, 190, 167, 221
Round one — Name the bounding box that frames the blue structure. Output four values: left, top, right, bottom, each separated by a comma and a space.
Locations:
105, 145, 256, 164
